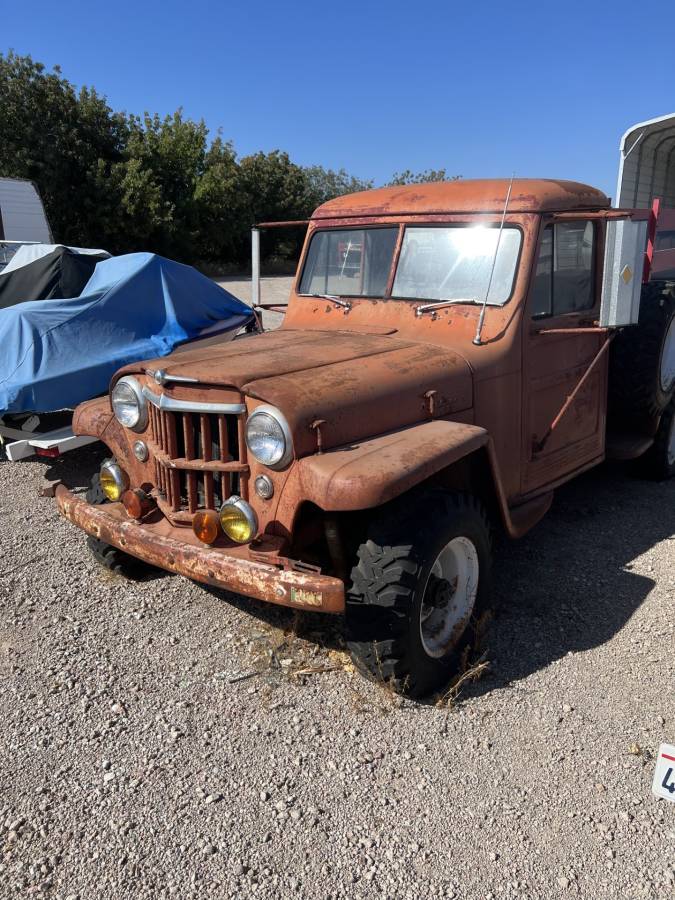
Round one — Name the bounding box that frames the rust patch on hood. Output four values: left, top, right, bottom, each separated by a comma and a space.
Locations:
244, 340, 473, 455
116, 329, 413, 389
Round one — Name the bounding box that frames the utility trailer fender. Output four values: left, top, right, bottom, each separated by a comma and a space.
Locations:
0, 417, 96, 461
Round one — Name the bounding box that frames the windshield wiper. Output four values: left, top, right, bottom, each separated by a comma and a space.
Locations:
305, 293, 352, 311
415, 298, 485, 317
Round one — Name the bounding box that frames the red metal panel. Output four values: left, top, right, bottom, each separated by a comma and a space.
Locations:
643, 197, 661, 283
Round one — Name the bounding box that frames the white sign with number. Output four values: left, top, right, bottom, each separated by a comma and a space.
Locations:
652, 743, 675, 802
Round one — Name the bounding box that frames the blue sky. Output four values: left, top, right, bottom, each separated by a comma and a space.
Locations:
4, 0, 675, 199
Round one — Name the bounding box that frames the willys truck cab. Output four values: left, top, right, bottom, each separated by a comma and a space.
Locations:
56, 179, 675, 697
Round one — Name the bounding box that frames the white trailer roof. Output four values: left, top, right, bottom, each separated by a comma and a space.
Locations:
0, 177, 52, 242
616, 113, 675, 208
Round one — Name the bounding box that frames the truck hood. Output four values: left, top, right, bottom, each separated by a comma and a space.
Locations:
127, 328, 474, 454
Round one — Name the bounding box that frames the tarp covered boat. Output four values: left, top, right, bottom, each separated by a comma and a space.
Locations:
0, 252, 253, 413
0, 244, 110, 309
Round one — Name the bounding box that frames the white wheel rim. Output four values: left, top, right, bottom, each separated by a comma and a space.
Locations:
661, 316, 675, 394
419, 536, 479, 659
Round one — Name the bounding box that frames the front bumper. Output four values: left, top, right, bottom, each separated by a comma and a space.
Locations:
55, 486, 345, 613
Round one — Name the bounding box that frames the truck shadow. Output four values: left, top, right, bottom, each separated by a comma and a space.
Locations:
200, 462, 675, 700
46, 444, 674, 697
464, 462, 675, 700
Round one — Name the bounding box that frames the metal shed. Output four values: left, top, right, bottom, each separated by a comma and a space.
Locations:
616, 113, 675, 208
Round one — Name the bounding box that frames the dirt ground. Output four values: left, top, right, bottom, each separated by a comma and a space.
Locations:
0, 436, 674, 898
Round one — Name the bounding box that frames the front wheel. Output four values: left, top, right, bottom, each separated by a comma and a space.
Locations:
345, 492, 492, 698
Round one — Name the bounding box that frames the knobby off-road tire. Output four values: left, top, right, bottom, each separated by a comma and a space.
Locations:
85, 473, 154, 577
345, 492, 492, 699
641, 396, 675, 481
609, 282, 675, 423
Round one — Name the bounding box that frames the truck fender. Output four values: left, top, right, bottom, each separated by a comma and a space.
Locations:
72, 396, 113, 438
295, 419, 489, 512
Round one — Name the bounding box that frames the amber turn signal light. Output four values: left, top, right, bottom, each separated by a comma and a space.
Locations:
192, 509, 220, 544
121, 489, 153, 519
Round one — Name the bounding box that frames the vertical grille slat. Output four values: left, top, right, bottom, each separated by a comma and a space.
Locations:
180, 412, 197, 512
187, 473, 198, 513
218, 417, 229, 461
199, 415, 212, 461
159, 406, 167, 454
165, 412, 180, 510
200, 415, 215, 509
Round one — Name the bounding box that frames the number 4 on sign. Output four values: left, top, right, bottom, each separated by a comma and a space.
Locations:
652, 744, 675, 803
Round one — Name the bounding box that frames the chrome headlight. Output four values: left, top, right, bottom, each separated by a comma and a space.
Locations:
111, 376, 147, 432
245, 405, 292, 469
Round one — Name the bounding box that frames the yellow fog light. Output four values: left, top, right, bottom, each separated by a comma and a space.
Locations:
219, 496, 258, 544
99, 459, 129, 502
192, 509, 220, 545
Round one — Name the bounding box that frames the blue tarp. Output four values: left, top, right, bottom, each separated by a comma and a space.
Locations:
0, 253, 253, 413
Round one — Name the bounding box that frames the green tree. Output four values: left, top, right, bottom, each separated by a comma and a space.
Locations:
0, 52, 381, 266
103, 157, 171, 254
122, 110, 209, 259
304, 165, 373, 208
236, 150, 315, 261
388, 168, 461, 185
195, 137, 249, 262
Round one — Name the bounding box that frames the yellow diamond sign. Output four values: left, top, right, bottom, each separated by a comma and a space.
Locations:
621, 265, 633, 284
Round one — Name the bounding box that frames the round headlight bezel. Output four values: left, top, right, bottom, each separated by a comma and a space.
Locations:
254, 474, 274, 500
111, 376, 148, 432
245, 405, 293, 470
99, 458, 129, 502
219, 495, 259, 544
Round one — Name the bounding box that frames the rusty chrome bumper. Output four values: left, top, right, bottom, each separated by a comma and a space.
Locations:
55, 486, 345, 613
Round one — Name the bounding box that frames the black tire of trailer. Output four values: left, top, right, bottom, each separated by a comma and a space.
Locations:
344, 491, 493, 699
639, 397, 675, 481
85, 474, 155, 576
608, 281, 675, 424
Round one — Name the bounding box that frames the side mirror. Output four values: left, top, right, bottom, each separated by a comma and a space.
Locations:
600, 218, 648, 327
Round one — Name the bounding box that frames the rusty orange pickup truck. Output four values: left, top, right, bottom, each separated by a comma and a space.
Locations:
56, 179, 675, 696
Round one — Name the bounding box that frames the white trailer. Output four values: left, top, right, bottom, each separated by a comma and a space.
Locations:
0, 177, 53, 271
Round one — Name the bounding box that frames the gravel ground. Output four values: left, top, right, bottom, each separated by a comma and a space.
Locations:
0, 445, 674, 899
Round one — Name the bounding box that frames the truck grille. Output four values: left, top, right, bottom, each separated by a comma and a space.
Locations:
148, 403, 248, 520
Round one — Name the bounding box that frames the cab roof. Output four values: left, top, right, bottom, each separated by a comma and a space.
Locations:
313, 178, 610, 219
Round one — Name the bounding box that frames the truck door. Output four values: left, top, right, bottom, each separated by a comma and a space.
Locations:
522, 218, 607, 495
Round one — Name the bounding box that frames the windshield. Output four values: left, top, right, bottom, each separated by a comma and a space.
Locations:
393, 226, 521, 306
299, 227, 398, 298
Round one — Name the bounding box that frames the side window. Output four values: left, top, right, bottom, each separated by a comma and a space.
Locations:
656, 230, 675, 251
531, 227, 553, 317
531, 221, 595, 318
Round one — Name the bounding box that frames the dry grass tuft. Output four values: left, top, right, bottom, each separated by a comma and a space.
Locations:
435, 655, 490, 709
